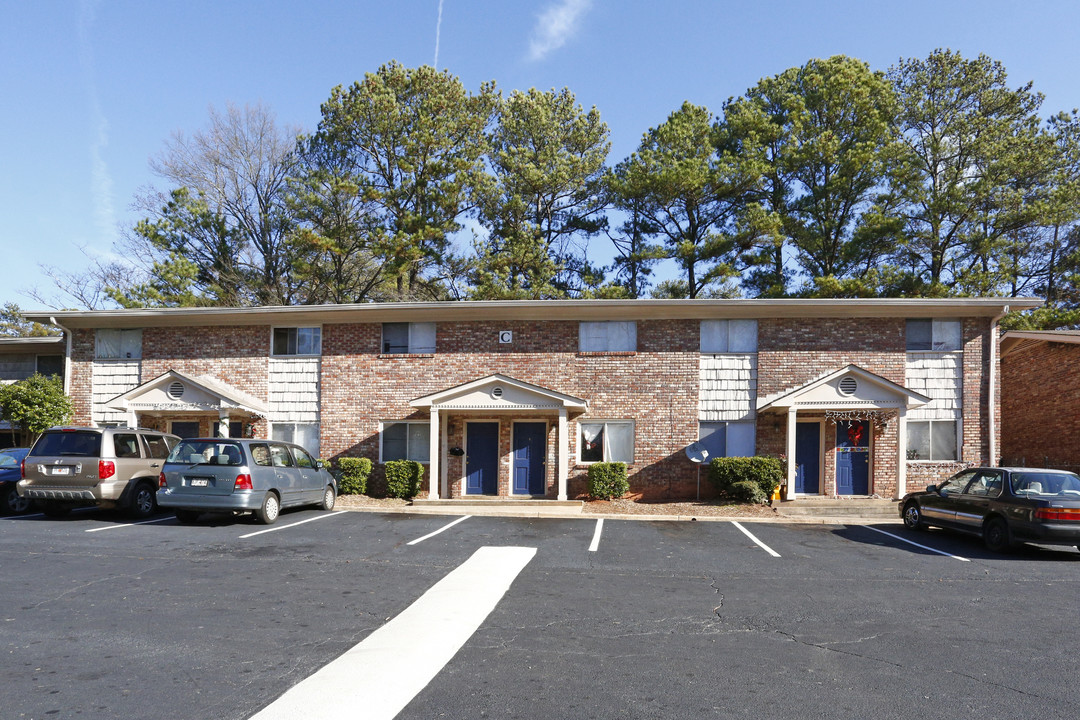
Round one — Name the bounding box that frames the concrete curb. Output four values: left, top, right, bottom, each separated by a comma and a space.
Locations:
334, 503, 903, 525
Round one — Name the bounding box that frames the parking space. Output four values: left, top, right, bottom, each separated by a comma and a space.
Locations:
3, 509, 1080, 719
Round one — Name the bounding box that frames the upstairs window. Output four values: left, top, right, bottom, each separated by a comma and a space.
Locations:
579, 321, 636, 352
382, 322, 436, 354
95, 329, 142, 359
701, 319, 757, 353
273, 327, 321, 356
906, 320, 961, 351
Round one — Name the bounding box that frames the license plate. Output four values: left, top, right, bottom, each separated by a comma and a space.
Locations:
190, 478, 210, 487
51, 466, 72, 476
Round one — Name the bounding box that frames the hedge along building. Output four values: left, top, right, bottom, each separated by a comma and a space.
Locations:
25, 298, 1035, 502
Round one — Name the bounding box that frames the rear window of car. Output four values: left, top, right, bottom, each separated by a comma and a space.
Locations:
1012, 472, 1080, 498
30, 431, 102, 457
167, 440, 245, 467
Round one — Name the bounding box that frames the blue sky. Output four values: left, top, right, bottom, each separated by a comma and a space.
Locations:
3, 0, 1079, 309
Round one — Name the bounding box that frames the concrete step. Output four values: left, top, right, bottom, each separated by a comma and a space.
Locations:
412, 498, 582, 508
775, 498, 899, 519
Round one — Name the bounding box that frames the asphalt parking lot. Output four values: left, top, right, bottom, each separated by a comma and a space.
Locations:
3, 507, 1080, 720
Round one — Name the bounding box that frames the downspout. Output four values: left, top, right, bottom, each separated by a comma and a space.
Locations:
987, 305, 1009, 465
49, 317, 73, 397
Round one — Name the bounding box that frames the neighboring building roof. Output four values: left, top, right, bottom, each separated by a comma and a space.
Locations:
0, 336, 65, 355
22, 298, 1040, 330
1000, 329, 1080, 357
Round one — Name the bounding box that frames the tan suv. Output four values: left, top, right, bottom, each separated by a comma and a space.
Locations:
18, 427, 180, 518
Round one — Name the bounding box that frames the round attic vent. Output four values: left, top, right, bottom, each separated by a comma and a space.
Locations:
491, 386, 504, 399
167, 381, 185, 400
838, 377, 858, 396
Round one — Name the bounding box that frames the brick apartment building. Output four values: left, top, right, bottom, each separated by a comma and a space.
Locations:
0, 336, 65, 446
1001, 330, 1080, 469
25, 298, 1034, 501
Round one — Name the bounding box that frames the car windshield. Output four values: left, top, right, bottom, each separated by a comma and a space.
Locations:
29, 431, 102, 457
1011, 472, 1080, 498
168, 440, 245, 467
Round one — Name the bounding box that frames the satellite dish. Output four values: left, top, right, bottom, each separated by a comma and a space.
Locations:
685, 441, 709, 464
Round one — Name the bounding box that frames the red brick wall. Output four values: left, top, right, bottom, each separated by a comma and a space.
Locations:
1002, 340, 1080, 467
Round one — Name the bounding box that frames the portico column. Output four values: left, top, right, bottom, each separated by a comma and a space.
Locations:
896, 407, 907, 499
558, 408, 569, 501
218, 411, 231, 437
785, 407, 797, 501
428, 407, 440, 500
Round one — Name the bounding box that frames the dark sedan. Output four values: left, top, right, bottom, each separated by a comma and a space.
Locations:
0, 448, 31, 514
900, 467, 1080, 552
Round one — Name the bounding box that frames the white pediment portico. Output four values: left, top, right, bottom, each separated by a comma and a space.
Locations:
410, 374, 588, 413
105, 370, 268, 416
757, 364, 930, 413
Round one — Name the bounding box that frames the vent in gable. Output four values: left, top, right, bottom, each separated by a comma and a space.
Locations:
838, 377, 858, 397
167, 381, 185, 400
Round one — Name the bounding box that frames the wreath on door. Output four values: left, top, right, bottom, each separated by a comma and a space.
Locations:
847, 423, 864, 447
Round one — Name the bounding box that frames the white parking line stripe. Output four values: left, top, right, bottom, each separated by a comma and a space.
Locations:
85, 516, 174, 533
238, 511, 346, 539
588, 518, 604, 552
731, 521, 781, 557
249, 545, 536, 720
407, 515, 471, 545
862, 526, 971, 561
3, 507, 97, 521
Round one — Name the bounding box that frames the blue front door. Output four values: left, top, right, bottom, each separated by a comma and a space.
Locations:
465, 422, 499, 495
795, 423, 820, 494
512, 423, 546, 495
836, 421, 870, 495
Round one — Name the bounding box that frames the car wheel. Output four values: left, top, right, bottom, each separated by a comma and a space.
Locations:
320, 485, 336, 511
39, 502, 71, 518
4, 486, 30, 515
128, 482, 157, 519
984, 517, 1012, 553
902, 501, 925, 530
256, 492, 280, 525
175, 509, 201, 524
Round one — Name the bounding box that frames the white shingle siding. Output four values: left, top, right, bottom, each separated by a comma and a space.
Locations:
906, 352, 962, 420
700, 354, 757, 421
268, 357, 320, 423
92, 360, 141, 424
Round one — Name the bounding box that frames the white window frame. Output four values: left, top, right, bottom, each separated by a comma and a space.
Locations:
578, 420, 635, 464
271, 422, 321, 457
906, 419, 959, 462
700, 319, 758, 353
381, 322, 437, 355
95, 329, 142, 359
698, 421, 756, 459
271, 326, 322, 357
579, 321, 637, 353
379, 421, 431, 463
906, 319, 961, 352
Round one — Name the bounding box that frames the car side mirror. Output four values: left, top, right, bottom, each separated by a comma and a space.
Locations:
316, 460, 326, 469
925, 484, 938, 493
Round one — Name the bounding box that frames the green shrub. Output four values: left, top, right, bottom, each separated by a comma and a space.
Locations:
708, 456, 783, 502
588, 462, 629, 500
728, 480, 767, 504
385, 459, 424, 499
336, 457, 372, 495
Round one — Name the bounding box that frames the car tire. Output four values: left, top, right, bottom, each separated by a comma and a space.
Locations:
175, 509, 201, 524
128, 482, 157, 519
902, 501, 925, 530
4, 486, 30, 515
319, 485, 336, 511
984, 517, 1012, 553
39, 502, 72, 518
256, 492, 280, 525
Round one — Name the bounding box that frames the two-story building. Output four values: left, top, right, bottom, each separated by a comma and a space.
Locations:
25, 298, 1034, 501
0, 336, 66, 446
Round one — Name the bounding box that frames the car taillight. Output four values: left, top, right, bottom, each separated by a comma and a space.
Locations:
99, 460, 115, 480
159, 472, 167, 489
1035, 508, 1080, 521
234, 474, 253, 491
20, 458, 25, 479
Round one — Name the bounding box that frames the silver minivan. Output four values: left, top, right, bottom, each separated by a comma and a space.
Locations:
157, 438, 337, 524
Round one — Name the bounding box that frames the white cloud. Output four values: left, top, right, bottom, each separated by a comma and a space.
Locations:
79, 0, 116, 246
434, 0, 445, 67
528, 0, 592, 62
